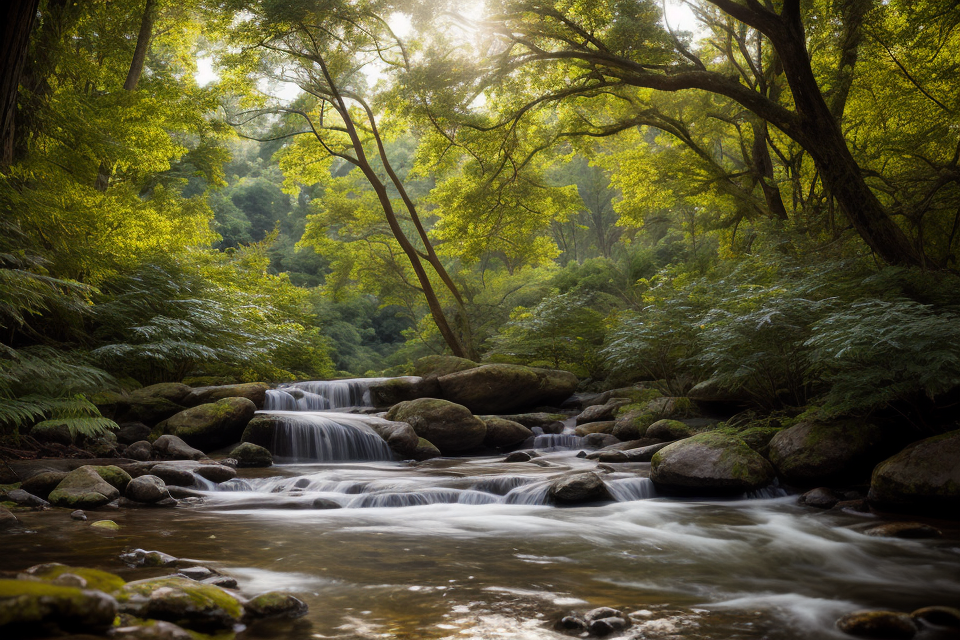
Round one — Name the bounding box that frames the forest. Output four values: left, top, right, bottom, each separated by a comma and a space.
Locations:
1, 2, 960, 640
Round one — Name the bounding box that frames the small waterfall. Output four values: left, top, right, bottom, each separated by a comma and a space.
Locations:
524, 434, 584, 450
607, 477, 658, 501
267, 413, 394, 462
267, 377, 410, 411
347, 488, 500, 508
503, 481, 553, 505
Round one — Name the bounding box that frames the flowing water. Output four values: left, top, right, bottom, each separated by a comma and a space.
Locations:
5, 451, 960, 640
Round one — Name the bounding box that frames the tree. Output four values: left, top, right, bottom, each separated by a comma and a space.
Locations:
0, 0, 40, 170
414, 0, 960, 267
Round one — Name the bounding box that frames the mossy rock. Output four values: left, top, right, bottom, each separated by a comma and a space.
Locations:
495, 412, 566, 429
229, 442, 273, 468
48, 466, 120, 509
645, 419, 694, 441
768, 420, 892, 486
20, 471, 67, 500
29, 422, 74, 446
161, 397, 256, 451
91, 390, 129, 420
868, 429, 960, 516
412, 438, 441, 461
368, 376, 442, 408
120, 576, 244, 632
413, 355, 479, 377
129, 383, 193, 405
244, 592, 308, 620
574, 421, 616, 437
386, 398, 486, 454
183, 382, 271, 409
651, 432, 776, 495
125, 397, 187, 427
20, 564, 126, 595
94, 465, 132, 492
0, 578, 118, 633
436, 364, 578, 413
483, 418, 533, 448
240, 415, 282, 448
714, 423, 783, 456
611, 411, 658, 441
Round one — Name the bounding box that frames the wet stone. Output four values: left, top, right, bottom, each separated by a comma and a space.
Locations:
560, 615, 587, 630
504, 451, 532, 463
244, 591, 309, 619
150, 464, 196, 487
125, 440, 153, 461
70, 510, 87, 521
194, 464, 236, 483
912, 606, 960, 628
204, 576, 239, 589
312, 497, 342, 509
2, 488, 49, 508
800, 487, 841, 509
864, 522, 942, 539
837, 610, 918, 639
125, 475, 170, 504
178, 566, 218, 581
589, 616, 630, 636
121, 549, 178, 568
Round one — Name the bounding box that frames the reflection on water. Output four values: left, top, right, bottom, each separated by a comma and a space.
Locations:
3, 451, 959, 640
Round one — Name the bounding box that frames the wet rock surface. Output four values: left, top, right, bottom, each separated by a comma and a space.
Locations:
651, 432, 776, 495
836, 610, 918, 638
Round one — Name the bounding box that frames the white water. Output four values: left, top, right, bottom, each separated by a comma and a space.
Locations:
258, 411, 394, 462
265, 377, 417, 411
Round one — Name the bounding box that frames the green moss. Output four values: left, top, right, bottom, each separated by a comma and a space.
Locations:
91, 520, 120, 530
0, 483, 21, 493
23, 565, 125, 595
94, 466, 132, 492
121, 577, 244, 622
0, 578, 117, 628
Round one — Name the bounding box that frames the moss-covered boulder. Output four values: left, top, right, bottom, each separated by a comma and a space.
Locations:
483, 418, 533, 448
183, 382, 270, 409
651, 432, 776, 495
412, 438, 441, 461
48, 466, 121, 509
610, 409, 658, 441
386, 398, 486, 454
160, 397, 256, 450
20, 564, 126, 594
436, 364, 578, 413
368, 376, 442, 408
413, 355, 479, 377
0, 578, 118, 634
768, 420, 891, 486
229, 442, 274, 468
240, 414, 281, 448
364, 418, 419, 459
130, 383, 192, 406
646, 419, 694, 441
125, 397, 187, 427
868, 429, 960, 516
94, 465, 132, 492
120, 576, 244, 632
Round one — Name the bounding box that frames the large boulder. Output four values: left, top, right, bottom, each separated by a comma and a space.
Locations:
160, 397, 256, 450
229, 442, 274, 468
0, 579, 118, 634
183, 383, 270, 409
575, 399, 632, 425
868, 429, 960, 516
483, 418, 533, 448
645, 419, 694, 441
651, 432, 776, 495
768, 420, 893, 486
413, 355, 479, 377
367, 376, 441, 408
240, 414, 280, 448
48, 466, 121, 509
549, 472, 612, 504
386, 398, 486, 454
436, 364, 578, 413
125, 475, 171, 504
120, 576, 244, 632
365, 418, 420, 459
152, 434, 205, 461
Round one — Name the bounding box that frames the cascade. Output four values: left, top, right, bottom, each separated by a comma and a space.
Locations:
264, 411, 394, 462
264, 377, 418, 411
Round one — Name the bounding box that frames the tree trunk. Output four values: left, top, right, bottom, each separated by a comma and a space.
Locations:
0, 0, 40, 172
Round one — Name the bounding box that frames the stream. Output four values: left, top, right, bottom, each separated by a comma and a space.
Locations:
3, 379, 960, 639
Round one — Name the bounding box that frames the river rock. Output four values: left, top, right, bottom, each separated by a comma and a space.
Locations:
120, 575, 244, 631
159, 397, 256, 450
150, 464, 197, 487
412, 438, 441, 461
178, 566, 218, 582
868, 429, 960, 515
120, 549, 178, 567
496, 413, 567, 429
183, 382, 270, 409
0, 506, 18, 530
583, 433, 619, 448
29, 421, 74, 445
113, 620, 195, 640
244, 592, 309, 619
836, 610, 917, 638
1, 488, 49, 508
645, 419, 694, 441
95, 465, 133, 492
117, 422, 152, 445
911, 606, 960, 628
768, 420, 891, 486
125, 440, 153, 461
549, 472, 612, 504
0, 578, 118, 634
229, 442, 274, 467
125, 475, 170, 504
799, 487, 841, 509
576, 398, 632, 425
863, 522, 942, 539
20, 471, 67, 500
240, 414, 280, 448
153, 434, 205, 461
70, 510, 86, 521
368, 376, 441, 408
436, 364, 578, 413
365, 418, 419, 459
130, 383, 193, 405
575, 421, 616, 436
651, 432, 776, 495
312, 497, 342, 509
386, 398, 486, 454
195, 464, 236, 483
48, 466, 121, 509
611, 409, 659, 441
505, 451, 534, 462
483, 418, 533, 448
413, 355, 479, 377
